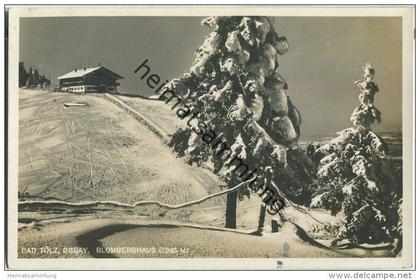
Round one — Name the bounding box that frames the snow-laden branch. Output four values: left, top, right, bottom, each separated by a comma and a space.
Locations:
19, 179, 251, 210
20, 178, 329, 227
271, 181, 328, 225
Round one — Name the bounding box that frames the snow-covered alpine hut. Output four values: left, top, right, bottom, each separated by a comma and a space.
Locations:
58, 66, 124, 94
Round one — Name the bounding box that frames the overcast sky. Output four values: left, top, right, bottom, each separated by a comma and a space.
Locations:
20, 16, 402, 139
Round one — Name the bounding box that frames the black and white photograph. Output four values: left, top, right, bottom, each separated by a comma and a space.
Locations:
5, 5, 415, 271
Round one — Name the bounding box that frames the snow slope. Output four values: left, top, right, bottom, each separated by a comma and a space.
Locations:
18, 89, 215, 205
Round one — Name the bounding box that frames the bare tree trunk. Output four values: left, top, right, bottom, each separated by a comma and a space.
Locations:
225, 189, 238, 229
271, 219, 279, 233
257, 204, 266, 232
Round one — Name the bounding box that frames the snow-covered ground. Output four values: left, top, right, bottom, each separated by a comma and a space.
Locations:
17, 89, 397, 259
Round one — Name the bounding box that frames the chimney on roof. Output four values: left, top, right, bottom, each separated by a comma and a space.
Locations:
98, 62, 101, 67
84, 67, 86, 71
74, 68, 77, 72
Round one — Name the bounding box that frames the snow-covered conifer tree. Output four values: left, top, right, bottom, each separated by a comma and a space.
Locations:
311, 63, 402, 246
162, 16, 313, 229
